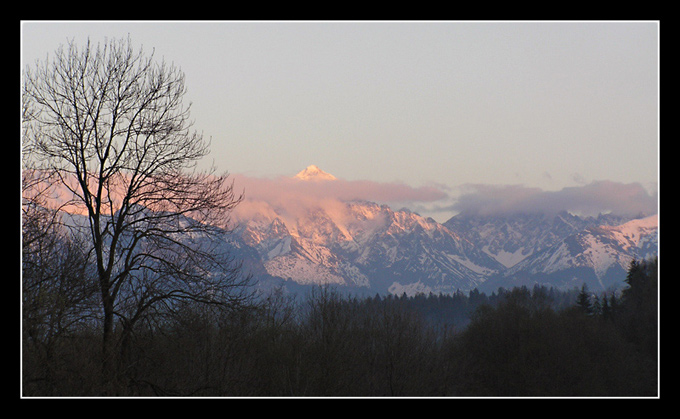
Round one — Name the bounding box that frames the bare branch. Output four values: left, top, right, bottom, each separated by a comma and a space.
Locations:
22, 36, 251, 390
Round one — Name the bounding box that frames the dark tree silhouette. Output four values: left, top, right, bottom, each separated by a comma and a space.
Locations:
22, 37, 250, 394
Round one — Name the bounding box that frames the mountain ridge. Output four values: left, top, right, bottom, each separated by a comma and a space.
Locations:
294, 165, 338, 181
41, 165, 659, 296
233, 196, 657, 296
222, 166, 659, 296
477, 213, 659, 293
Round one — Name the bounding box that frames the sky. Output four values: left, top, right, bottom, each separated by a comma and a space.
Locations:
21, 20, 659, 222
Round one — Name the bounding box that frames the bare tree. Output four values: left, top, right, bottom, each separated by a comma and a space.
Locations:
22, 37, 250, 393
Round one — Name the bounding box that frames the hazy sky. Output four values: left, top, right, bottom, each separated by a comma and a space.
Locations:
21, 21, 659, 221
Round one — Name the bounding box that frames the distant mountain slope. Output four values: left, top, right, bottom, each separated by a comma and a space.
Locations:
42, 165, 658, 296
443, 211, 633, 269
230, 167, 657, 295
479, 214, 658, 293
233, 199, 506, 295
293, 164, 338, 181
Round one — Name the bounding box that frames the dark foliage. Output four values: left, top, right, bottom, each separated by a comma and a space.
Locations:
22, 258, 658, 397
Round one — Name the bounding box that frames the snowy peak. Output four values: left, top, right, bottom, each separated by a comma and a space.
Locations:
294, 165, 337, 181
229, 186, 658, 295
487, 214, 659, 292
232, 198, 508, 294
601, 214, 657, 238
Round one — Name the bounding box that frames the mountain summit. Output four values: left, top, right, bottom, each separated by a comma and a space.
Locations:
294, 165, 337, 181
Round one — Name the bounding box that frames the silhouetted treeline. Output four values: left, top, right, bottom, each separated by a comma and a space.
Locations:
384, 284, 581, 332
450, 259, 658, 397
22, 258, 658, 397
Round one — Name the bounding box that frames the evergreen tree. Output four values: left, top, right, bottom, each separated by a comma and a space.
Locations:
591, 295, 602, 317
621, 258, 658, 313
608, 293, 620, 318
600, 293, 611, 320
619, 258, 658, 358
576, 284, 592, 315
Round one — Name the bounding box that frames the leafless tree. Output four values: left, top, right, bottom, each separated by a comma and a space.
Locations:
22, 36, 251, 393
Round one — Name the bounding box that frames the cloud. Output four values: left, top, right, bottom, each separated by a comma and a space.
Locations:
237, 176, 446, 203
230, 173, 449, 220
450, 181, 658, 217
228, 172, 657, 223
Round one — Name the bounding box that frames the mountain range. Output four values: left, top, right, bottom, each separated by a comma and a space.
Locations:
47, 165, 658, 297
228, 166, 659, 296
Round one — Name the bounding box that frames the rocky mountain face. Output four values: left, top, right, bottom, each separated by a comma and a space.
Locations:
442, 211, 633, 269
233, 199, 509, 295
231, 185, 657, 296
52, 165, 657, 296
477, 214, 658, 293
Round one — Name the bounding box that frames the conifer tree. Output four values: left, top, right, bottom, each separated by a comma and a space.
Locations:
592, 295, 602, 316
620, 258, 658, 357
576, 284, 592, 315
601, 293, 611, 320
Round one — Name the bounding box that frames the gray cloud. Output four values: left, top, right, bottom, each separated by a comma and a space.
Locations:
230, 173, 450, 222
450, 181, 658, 217
229, 172, 658, 223
232, 174, 448, 205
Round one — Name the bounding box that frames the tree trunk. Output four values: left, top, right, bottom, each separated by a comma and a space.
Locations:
101, 294, 117, 395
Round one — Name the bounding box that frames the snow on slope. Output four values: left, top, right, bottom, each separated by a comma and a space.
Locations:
293, 165, 337, 181
233, 186, 505, 293
499, 214, 658, 290
233, 167, 658, 294
30, 165, 658, 295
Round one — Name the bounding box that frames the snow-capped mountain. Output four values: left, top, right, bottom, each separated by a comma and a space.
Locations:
41, 165, 658, 296
293, 165, 338, 181
478, 214, 658, 293
443, 211, 634, 269
233, 198, 506, 295
231, 166, 658, 295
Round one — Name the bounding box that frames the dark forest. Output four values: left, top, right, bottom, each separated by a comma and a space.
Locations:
22, 257, 658, 397
21, 36, 658, 398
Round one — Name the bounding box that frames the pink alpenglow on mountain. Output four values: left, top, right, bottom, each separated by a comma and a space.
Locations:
294, 165, 337, 181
